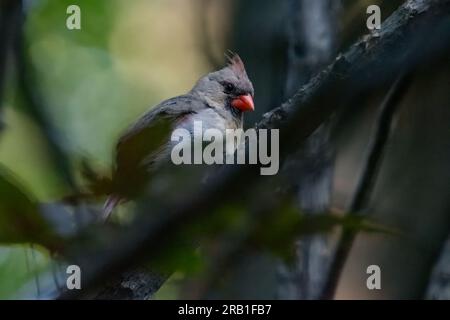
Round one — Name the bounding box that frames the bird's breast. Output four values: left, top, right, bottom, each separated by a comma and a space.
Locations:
176, 108, 240, 135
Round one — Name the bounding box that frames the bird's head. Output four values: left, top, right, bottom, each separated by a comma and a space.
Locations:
191, 53, 254, 115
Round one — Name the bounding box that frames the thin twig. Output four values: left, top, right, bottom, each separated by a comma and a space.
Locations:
56, 0, 450, 299
320, 71, 414, 299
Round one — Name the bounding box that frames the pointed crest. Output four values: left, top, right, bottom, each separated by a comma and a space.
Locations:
225, 50, 247, 77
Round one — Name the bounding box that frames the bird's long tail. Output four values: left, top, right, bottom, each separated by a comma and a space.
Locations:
102, 195, 122, 221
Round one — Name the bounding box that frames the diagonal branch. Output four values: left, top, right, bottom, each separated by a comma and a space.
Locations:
320, 71, 414, 300
57, 0, 450, 299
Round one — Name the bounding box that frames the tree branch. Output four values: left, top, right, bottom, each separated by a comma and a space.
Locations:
277, 0, 339, 300
320, 71, 414, 299
57, 0, 450, 299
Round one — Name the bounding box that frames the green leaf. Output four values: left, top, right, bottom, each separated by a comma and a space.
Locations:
146, 239, 205, 276
0, 245, 51, 299
250, 201, 398, 261
0, 165, 61, 250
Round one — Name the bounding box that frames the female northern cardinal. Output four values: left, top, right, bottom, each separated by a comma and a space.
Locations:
102, 53, 254, 219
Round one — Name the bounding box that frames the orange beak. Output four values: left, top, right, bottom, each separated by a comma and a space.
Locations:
231, 94, 254, 112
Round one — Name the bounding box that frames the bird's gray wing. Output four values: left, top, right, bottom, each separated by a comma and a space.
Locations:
113, 95, 207, 195
118, 95, 206, 142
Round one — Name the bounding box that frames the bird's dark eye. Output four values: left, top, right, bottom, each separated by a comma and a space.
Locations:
223, 82, 235, 94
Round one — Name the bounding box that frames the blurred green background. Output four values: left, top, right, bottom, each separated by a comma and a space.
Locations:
0, 0, 449, 300
0, 0, 229, 298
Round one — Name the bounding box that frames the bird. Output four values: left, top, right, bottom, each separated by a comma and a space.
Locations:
102, 53, 255, 219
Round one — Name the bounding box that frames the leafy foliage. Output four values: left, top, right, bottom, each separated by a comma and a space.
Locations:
0, 165, 61, 250
249, 201, 397, 262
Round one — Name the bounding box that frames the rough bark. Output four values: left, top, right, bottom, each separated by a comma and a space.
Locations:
93, 268, 168, 300
57, 0, 450, 299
